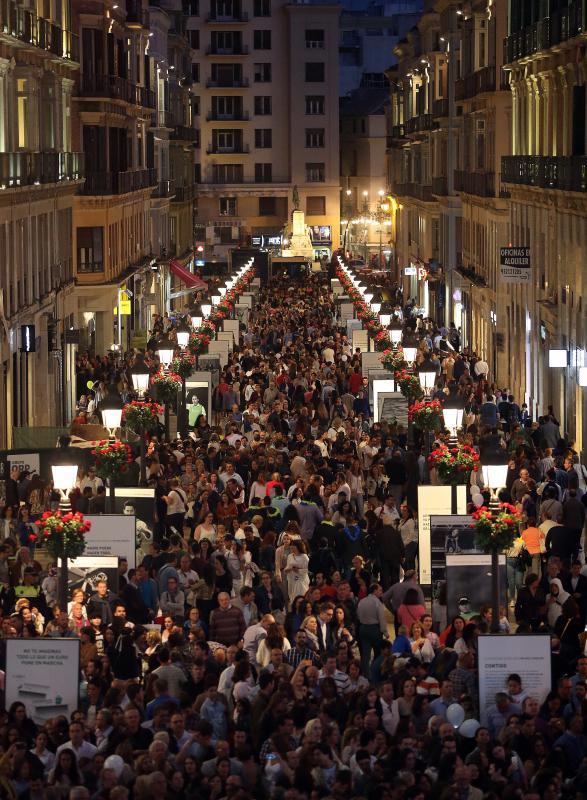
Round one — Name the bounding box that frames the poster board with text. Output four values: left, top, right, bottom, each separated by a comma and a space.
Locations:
83, 514, 136, 569
445, 553, 506, 621
208, 340, 229, 368
5, 638, 80, 725
352, 329, 369, 353
478, 634, 551, 725
223, 319, 240, 345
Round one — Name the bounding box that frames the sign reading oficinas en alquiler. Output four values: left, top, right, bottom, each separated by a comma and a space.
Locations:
499, 246, 531, 283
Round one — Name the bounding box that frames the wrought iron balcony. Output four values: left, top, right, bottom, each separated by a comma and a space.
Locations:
392, 182, 434, 202
206, 44, 248, 55
502, 155, 587, 192
432, 98, 449, 118
205, 77, 249, 88
0, 0, 79, 60
432, 176, 448, 196
81, 75, 156, 108
454, 170, 495, 197
172, 183, 197, 202
206, 143, 249, 154
80, 168, 157, 195
152, 179, 176, 198
170, 125, 199, 141
404, 114, 436, 135
206, 12, 248, 21
0, 151, 84, 187
206, 111, 249, 121
503, 1, 587, 64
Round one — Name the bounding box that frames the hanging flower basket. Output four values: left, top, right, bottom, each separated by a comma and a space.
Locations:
381, 348, 406, 372
471, 503, 522, 552
218, 300, 233, 316
428, 443, 480, 485
200, 319, 216, 337
408, 399, 444, 431
188, 331, 211, 356
153, 371, 182, 404
92, 440, 133, 480
374, 330, 392, 351
122, 401, 162, 433
34, 510, 91, 559
172, 352, 197, 380
394, 369, 424, 400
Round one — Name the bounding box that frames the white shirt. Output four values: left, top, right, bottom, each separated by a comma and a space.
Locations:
79, 475, 104, 494
56, 739, 97, 762
380, 698, 400, 736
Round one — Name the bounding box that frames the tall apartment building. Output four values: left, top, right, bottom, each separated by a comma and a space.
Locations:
502, 0, 587, 450
0, 0, 83, 446
189, 0, 341, 261
387, 0, 511, 376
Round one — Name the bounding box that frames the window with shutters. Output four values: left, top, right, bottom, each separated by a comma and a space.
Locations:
254, 96, 272, 115
305, 95, 324, 115
255, 163, 272, 182
254, 63, 271, 82
305, 128, 324, 148
219, 197, 237, 215
306, 163, 325, 182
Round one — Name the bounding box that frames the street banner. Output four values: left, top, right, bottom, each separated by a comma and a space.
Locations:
83, 514, 136, 568
499, 247, 530, 283
478, 634, 551, 725
445, 553, 506, 621
5, 638, 80, 725
417, 486, 468, 585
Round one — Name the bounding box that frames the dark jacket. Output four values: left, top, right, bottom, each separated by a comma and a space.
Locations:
514, 586, 546, 626
255, 582, 286, 614
546, 525, 576, 560
375, 525, 405, 564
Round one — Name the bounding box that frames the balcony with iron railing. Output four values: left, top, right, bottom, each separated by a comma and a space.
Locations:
0, 151, 84, 188
206, 44, 249, 55
454, 66, 509, 100
80, 168, 157, 195
206, 111, 249, 121
125, 0, 149, 28
205, 77, 249, 88
206, 143, 249, 154
404, 114, 436, 135
502, 155, 587, 192
454, 169, 495, 196
392, 181, 434, 202
0, 0, 79, 60
432, 98, 449, 118
170, 124, 199, 141
172, 183, 197, 202
81, 75, 156, 108
432, 175, 448, 196
503, 1, 587, 64
206, 11, 248, 22
152, 179, 176, 198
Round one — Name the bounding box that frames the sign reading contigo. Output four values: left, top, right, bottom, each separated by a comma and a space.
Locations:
499, 247, 531, 283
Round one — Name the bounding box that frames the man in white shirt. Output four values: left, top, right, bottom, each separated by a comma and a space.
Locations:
56, 721, 98, 763
79, 467, 104, 495
377, 680, 400, 736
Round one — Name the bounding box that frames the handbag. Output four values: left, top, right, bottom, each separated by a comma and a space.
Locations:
515, 547, 532, 572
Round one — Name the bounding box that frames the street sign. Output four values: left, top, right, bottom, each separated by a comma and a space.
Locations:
119, 299, 131, 315
499, 247, 530, 283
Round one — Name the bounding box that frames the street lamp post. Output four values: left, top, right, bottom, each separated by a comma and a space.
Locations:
442, 394, 465, 446
481, 446, 510, 633
131, 355, 152, 485
97, 385, 123, 510
157, 334, 176, 440
51, 458, 78, 611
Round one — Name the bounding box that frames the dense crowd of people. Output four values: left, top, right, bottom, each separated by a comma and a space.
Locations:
1, 269, 587, 800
